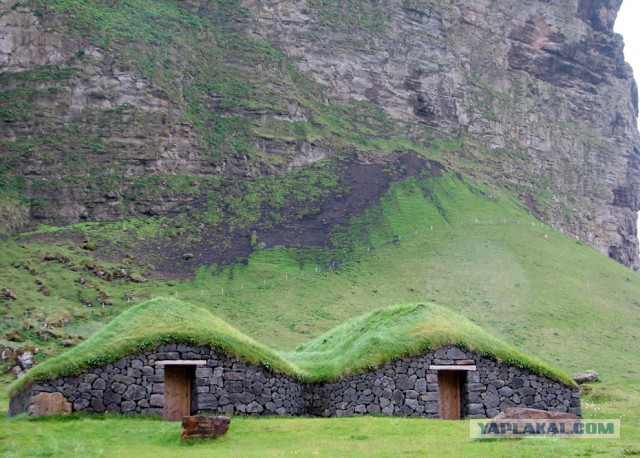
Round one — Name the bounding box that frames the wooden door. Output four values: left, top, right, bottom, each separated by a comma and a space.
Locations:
163, 366, 193, 421
438, 371, 461, 420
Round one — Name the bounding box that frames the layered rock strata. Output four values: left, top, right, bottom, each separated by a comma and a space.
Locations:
1, 0, 638, 267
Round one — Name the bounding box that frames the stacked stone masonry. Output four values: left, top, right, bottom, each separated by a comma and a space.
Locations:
8, 344, 581, 418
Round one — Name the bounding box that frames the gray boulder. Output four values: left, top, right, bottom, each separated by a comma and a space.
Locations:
572, 370, 598, 384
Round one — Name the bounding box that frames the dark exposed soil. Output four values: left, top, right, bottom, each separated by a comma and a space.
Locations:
149, 151, 441, 279
22, 152, 444, 280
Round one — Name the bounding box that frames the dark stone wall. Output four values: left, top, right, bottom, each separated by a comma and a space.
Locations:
9, 344, 581, 419
305, 356, 439, 418
18, 343, 303, 416
465, 356, 582, 418
192, 359, 304, 416
305, 346, 581, 418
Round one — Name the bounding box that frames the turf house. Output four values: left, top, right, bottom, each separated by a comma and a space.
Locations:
8, 299, 581, 421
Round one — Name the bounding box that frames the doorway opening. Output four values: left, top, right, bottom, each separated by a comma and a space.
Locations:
163, 365, 195, 421
437, 370, 466, 420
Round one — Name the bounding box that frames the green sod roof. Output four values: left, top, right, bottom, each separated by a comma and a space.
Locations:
8, 298, 575, 396
285, 302, 575, 385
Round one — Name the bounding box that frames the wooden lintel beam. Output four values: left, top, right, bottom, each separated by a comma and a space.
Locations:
429, 365, 477, 371
154, 360, 208, 366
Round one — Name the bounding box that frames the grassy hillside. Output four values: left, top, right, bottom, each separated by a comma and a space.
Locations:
2, 156, 640, 456
2, 172, 640, 386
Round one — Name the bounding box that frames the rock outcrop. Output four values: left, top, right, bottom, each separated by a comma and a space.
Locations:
572, 370, 599, 384
493, 407, 580, 420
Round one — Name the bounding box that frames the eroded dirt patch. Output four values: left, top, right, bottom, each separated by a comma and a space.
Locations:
20, 152, 443, 280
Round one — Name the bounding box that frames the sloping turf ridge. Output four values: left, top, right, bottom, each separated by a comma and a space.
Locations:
7, 298, 575, 396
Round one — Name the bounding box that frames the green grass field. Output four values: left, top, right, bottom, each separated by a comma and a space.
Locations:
2, 174, 640, 456
1, 384, 639, 458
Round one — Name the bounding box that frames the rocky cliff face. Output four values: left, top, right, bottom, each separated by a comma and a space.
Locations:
1, 0, 206, 224
248, 0, 640, 268
1, 0, 639, 268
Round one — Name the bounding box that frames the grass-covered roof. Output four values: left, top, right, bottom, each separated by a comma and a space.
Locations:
285, 302, 575, 385
7, 298, 298, 396
8, 298, 575, 396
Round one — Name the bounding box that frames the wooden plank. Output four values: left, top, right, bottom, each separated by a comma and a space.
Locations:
438, 371, 461, 420
163, 366, 193, 421
429, 365, 476, 371
154, 360, 207, 366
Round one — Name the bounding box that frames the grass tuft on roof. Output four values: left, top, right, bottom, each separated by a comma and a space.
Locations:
283, 302, 576, 385
7, 297, 296, 396
8, 299, 575, 396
